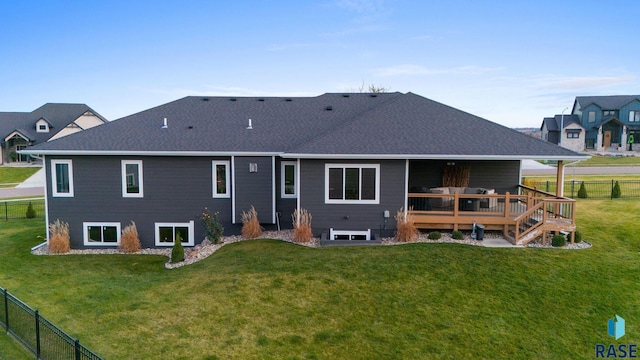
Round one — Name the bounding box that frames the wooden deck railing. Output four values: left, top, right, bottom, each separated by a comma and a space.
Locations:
407, 185, 577, 244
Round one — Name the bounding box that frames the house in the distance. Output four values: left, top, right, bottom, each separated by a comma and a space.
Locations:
23, 92, 586, 249
541, 95, 640, 152
0, 103, 107, 164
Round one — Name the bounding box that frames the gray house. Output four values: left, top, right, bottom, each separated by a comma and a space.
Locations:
23, 92, 586, 248
0, 103, 107, 164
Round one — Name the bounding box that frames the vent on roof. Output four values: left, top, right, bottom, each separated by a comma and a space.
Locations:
188, 125, 194, 129
161, 118, 168, 129
370, 94, 378, 97
258, 99, 265, 102
229, 98, 237, 102
342, 94, 350, 98
325, 106, 333, 111
285, 98, 292, 102
247, 119, 253, 130
202, 98, 209, 101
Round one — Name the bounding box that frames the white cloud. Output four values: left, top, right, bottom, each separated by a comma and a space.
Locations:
373, 64, 502, 77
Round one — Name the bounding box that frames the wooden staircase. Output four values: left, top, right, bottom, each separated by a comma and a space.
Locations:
504, 199, 576, 245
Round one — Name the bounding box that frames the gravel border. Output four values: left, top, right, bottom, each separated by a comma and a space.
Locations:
31, 230, 591, 269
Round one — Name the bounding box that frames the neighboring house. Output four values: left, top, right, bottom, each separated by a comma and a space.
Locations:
541, 95, 640, 152
23, 93, 586, 249
0, 103, 107, 164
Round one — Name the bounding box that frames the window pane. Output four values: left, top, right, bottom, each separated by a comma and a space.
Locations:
344, 168, 360, 200
103, 226, 118, 242
588, 111, 595, 122
175, 227, 189, 243
216, 164, 227, 194
284, 164, 295, 195
328, 168, 343, 199
159, 227, 174, 243
87, 226, 102, 242
125, 163, 140, 193
361, 168, 376, 200
55, 163, 69, 193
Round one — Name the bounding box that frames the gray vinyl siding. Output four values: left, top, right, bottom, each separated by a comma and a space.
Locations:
299, 159, 406, 236
233, 156, 274, 225
46, 155, 234, 249
408, 160, 520, 194
275, 158, 297, 230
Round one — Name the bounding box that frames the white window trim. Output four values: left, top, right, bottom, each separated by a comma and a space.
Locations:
281, 161, 297, 198
83, 222, 121, 246
630, 110, 640, 122
121, 160, 144, 198
212, 161, 230, 198
51, 159, 74, 197
324, 163, 380, 204
155, 221, 195, 247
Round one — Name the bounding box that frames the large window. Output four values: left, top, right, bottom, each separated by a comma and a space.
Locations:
155, 221, 194, 246
325, 164, 380, 204
281, 161, 297, 198
212, 161, 230, 198
122, 160, 143, 197
51, 159, 74, 197
629, 110, 640, 122
567, 130, 580, 139
587, 111, 596, 123
83, 222, 120, 246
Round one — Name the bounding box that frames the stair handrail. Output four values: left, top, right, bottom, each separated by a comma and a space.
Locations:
513, 200, 546, 243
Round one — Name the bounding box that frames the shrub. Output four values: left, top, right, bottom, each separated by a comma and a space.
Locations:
171, 232, 185, 263
394, 208, 418, 242
25, 202, 36, 218
451, 230, 464, 240
119, 221, 141, 253
574, 230, 582, 243
202, 208, 224, 244
292, 208, 313, 243
577, 181, 588, 198
241, 206, 262, 239
49, 219, 70, 254
612, 181, 622, 198
551, 234, 566, 247
428, 231, 441, 240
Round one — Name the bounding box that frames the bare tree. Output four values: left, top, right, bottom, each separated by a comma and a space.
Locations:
351, 81, 390, 93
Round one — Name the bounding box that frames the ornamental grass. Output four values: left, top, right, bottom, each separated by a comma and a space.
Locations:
292, 208, 313, 243
394, 208, 418, 242
119, 221, 141, 253
241, 206, 262, 239
48, 219, 70, 254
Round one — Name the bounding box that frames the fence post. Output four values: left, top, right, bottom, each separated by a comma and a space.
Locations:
3, 288, 8, 331
4, 202, 7, 221
611, 180, 614, 200
546, 181, 549, 193
75, 339, 81, 360
571, 181, 575, 198
35, 310, 41, 357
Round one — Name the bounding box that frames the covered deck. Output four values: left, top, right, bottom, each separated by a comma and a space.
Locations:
406, 161, 577, 245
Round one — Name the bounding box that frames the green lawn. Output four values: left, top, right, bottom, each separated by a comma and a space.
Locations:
1, 200, 639, 359
0, 166, 40, 187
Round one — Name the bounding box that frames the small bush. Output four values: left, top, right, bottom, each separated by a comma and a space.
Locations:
49, 219, 70, 254
292, 208, 313, 243
25, 202, 36, 218
451, 230, 464, 240
428, 231, 441, 240
577, 181, 588, 198
119, 221, 141, 253
171, 232, 185, 263
241, 206, 263, 239
394, 208, 418, 242
574, 230, 582, 243
202, 208, 224, 244
551, 234, 566, 247
612, 181, 622, 198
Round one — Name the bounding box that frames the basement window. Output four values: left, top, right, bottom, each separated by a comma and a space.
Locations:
83, 222, 121, 246
155, 221, 194, 246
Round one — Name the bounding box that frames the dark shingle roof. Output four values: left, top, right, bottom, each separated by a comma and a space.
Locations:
575, 95, 640, 110
0, 103, 106, 143
26, 93, 584, 160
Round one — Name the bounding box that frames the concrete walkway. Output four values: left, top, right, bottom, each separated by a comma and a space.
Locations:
481, 238, 522, 248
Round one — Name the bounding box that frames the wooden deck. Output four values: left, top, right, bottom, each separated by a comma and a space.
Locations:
407, 186, 576, 245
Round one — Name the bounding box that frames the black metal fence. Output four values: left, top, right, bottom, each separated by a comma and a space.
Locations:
0, 198, 45, 220
1, 287, 103, 360
522, 179, 640, 199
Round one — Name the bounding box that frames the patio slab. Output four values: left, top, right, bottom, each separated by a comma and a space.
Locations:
481, 237, 523, 248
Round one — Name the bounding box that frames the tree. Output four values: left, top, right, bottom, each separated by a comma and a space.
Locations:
354, 81, 390, 93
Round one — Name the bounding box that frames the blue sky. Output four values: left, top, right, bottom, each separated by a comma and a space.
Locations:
1, 0, 638, 128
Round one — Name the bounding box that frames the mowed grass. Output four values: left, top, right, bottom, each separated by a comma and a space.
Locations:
1, 200, 639, 359
0, 166, 40, 186
538, 155, 640, 167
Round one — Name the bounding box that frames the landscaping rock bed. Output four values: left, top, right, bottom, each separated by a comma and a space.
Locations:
31, 229, 590, 269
